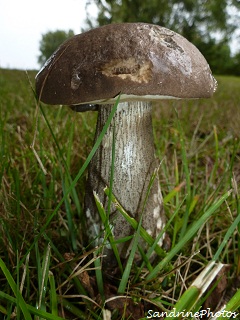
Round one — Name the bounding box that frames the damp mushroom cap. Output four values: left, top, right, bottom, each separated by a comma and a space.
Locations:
35, 22, 217, 107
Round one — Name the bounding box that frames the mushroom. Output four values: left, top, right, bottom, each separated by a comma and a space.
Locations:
35, 23, 217, 268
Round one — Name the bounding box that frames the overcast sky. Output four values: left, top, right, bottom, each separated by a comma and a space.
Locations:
0, 0, 97, 70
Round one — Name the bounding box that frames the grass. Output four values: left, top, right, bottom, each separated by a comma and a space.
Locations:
0, 68, 240, 319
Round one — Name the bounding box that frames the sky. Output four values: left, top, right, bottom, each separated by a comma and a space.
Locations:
0, 0, 97, 70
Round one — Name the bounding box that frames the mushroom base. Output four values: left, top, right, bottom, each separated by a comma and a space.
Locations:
84, 101, 165, 268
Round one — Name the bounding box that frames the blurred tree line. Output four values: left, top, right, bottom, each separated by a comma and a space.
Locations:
38, 0, 240, 75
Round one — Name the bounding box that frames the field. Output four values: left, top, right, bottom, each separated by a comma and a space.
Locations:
0, 68, 240, 319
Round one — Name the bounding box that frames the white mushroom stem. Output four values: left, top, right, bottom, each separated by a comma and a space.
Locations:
84, 101, 165, 266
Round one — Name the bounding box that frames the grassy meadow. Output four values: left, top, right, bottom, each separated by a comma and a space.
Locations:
0, 68, 240, 319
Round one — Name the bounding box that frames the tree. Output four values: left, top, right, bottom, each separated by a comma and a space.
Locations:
38, 30, 75, 66
88, 0, 239, 42
229, 51, 240, 76
195, 37, 234, 74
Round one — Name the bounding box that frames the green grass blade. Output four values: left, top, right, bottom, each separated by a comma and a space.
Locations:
93, 191, 123, 273
43, 233, 88, 296
48, 271, 58, 316
57, 297, 87, 319
213, 205, 240, 261
93, 249, 105, 301
0, 258, 32, 320
133, 197, 186, 282
104, 187, 165, 257
165, 262, 224, 320
145, 196, 186, 260
118, 168, 163, 291
146, 190, 232, 281
19, 95, 120, 267
176, 111, 192, 240
38, 243, 51, 312
163, 181, 185, 205
93, 121, 123, 294
62, 175, 77, 251
214, 288, 240, 319
107, 123, 116, 217
118, 172, 149, 293
39, 104, 81, 215
118, 229, 140, 294
117, 169, 160, 294
16, 251, 20, 320
165, 287, 200, 319
0, 111, 7, 185
0, 291, 65, 320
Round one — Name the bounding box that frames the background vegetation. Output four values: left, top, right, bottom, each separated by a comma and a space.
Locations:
0, 68, 239, 318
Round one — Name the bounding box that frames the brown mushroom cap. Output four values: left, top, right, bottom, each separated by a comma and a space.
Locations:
35, 23, 217, 106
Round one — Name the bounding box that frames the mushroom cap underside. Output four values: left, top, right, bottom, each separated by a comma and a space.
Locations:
36, 23, 217, 106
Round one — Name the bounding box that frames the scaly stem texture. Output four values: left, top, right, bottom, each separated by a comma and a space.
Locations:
84, 101, 165, 266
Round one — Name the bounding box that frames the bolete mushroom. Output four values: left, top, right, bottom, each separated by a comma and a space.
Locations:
35, 23, 217, 268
